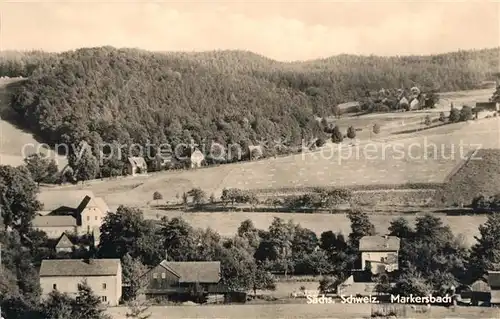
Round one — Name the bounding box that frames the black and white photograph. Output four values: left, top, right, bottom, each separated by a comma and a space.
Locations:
0, 1, 500, 318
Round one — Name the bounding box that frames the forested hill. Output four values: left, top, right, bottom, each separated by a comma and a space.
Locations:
4, 47, 500, 158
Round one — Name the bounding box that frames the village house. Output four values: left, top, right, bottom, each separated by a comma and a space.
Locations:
488, 270, 500, 305
474, 101, 499, 119
39, 258, 122, 306
33, 190, 110, 242
127, 156, 148, 176
461, 276, 491, 306
190, 149, 205, 168
359, 235, 400, 275
140, 260, 223, 301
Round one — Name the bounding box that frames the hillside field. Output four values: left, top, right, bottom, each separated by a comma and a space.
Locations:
41, 114, 500, 209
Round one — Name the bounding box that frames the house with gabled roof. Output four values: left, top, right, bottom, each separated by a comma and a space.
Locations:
141, 260, 224, 300
33, 190, 110, 242
127, 157, 148, 176
359, 235, 400, 275
39, 258, 122, 306
190, 149, 205, 169
54, 232, 75, 253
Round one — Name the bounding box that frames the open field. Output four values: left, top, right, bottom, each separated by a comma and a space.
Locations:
44, 117, 497, 207
140, 210, 485, 247
0, 77, 67, 168
107, 304, 500, 319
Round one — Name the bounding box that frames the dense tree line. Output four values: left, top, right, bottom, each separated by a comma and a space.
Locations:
3, 47, 499, 178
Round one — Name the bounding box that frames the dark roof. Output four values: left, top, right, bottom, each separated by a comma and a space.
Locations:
159, 261, 221, 283
40, 259, 121, 277
37, 190, 97, 211
475, 102, 499, 111
359, 236, 400, 251
488, 271, 500, 288
32, 215, 77, 227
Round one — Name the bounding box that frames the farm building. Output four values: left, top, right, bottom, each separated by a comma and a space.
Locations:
39, 258, 122, 306
33, 190, 109, 242
474, 102, 499, 119
190, 149, 205, 168
127, 156, 148, 176
359, 235, 400, 275
140, 260, 224, 302
488, 270, 500, 305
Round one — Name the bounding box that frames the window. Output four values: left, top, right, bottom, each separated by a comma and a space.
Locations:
95, 216, 98, 221
101, 296, 107, 302
87, 216, 90, 221
53, 284, 57, 290
102, 283, 107, 289
380, 257, 386, 262
153, 273, 158, 279
161, 272, 166, 279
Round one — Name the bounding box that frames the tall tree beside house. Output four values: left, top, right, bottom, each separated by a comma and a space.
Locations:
40, 290, 74, 319
460, 105, 474, 121
121, 253, 149, 301
0, 165, 41, 231
158, 217, 198, 261
98, 206, 163, 266
23, 153, 58, 185
347, 210, 376, 248
468, 213, 500, 281
72, 281, 111, 319
490, 83, 500, 103
152, 191, 162, 205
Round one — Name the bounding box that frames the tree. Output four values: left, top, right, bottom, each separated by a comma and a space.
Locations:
388, 217, 413, 239
449, 107, 461, 122
372, 123, 380, 135
98, 206, 163, 265
40, 290, 74, 319
347, 210, 376, 248
460, 105, 473, 121
68, 149, 98, 183
439, 112, 446, 122
468, 213, 500, 281
331, 126, 343, 143
158, 217, 198, 261
346, 126, 356, 139
187, 188, 206, 206
0, 165, 41, 231
125, 300, 151, 319
23, 153, 58, 185
122, 253, 149, 301
424, 115, 431, 126
152, 191, 162, 205
72, 281, 111, 319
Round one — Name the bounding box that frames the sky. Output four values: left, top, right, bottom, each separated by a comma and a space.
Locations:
1, 0, 499, 61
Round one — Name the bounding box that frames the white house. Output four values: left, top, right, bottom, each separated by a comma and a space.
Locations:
39, 259, 122, 306
359, 235, 400, 274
